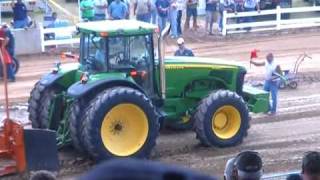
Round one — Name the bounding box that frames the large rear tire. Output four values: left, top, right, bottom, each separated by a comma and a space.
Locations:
82, 87, 159, 160
194, 90, 250, 147
28, 81, 45, 128
38, 87, 62, 129
69, 99, 88, 153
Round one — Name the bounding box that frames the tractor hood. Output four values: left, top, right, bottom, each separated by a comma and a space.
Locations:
163, 56, 245, 70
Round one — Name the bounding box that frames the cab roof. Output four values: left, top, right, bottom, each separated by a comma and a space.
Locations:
77, 20, 158, 36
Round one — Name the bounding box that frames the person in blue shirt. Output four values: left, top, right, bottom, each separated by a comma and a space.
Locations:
155, 0, 170, 32
108, 0, 128, 20
11, 0, 28, 29
174, 38, 194, 57
2, 24, 15, 58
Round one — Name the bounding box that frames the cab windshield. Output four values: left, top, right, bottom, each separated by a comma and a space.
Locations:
80, 33, 153, 73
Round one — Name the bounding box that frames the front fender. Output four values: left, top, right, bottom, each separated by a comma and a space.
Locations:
67, 79, 146, 99
39, 63, 80, 88
40, 73, 64, 87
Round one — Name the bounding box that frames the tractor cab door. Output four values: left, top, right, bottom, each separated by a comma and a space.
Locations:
108, 34, 155, 97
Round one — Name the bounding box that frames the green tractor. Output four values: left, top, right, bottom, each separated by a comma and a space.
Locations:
28, 20, 269, 160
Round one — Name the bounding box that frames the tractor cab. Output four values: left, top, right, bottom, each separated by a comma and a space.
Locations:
77, 20, 159, 97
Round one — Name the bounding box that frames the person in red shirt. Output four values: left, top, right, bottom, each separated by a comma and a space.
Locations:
0, 28, 15, 82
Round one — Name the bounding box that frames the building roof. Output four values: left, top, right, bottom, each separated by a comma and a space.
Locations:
77, 20, 158, 36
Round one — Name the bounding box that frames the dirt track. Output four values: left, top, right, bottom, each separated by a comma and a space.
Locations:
1, 30, 320, 179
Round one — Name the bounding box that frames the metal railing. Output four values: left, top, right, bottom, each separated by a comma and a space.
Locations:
222, 6, 320, 35
39, 23, 79, 52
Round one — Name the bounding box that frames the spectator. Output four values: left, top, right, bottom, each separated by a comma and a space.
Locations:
80, 0, 95, 21
176, 0, 186, 36
224, 151, 263, 180
2, 24, 15, 60
205, 0, 218, 35
0, 27, 15, 82
234, 0, 244, 14
123, 0, 131, 19
250, 53, 281, 115
302, 151, 320, 180
218, 0, 234, 32
80, 158, 217, 180
108, 0, 128, 20
234, 0, 244, 25
169, 0, 178, 38
184, 0, 198, 31
134, 0, 152, 23
174, 38, 194, 56
286, 151, 320, 180
94, 0, 108, 20
155, 0, 170, 32
243, 0, 260, 31
45, 12, 58, 28
11, 0, 28, 29
150, 0, 158, 24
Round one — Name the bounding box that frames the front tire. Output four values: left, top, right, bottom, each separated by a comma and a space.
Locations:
82, 87, 159, 160
194, 90, 250, 147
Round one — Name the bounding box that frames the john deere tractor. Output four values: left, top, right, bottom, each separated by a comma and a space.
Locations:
28, 20, 269, 160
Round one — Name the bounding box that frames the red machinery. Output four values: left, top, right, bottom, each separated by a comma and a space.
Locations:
0, 41, 59, 177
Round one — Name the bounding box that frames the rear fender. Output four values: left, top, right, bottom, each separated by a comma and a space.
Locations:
242, 85, 269, 113
67, 79, 146, 99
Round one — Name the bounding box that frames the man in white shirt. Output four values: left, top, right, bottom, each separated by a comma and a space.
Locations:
94, 0, 108, 20
134, 0, 152, 23
250, 53, 281, 115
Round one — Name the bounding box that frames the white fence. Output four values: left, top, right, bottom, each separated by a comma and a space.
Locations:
39, 24, 79, 52
222, 6, 320, 35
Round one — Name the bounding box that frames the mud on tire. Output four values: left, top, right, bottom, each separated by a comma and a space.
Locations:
194, 90, 250, 147
82, 87, 159, 160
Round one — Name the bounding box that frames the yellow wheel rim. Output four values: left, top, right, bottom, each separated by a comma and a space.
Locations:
212, 105, 241, 139
100, 103, 149, 156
